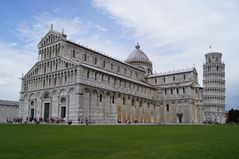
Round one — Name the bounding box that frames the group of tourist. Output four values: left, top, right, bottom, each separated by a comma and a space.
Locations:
78, 118, 91, 125
6, 117, 144, 125
6, 117, 67, 125
6, 118, 23, 124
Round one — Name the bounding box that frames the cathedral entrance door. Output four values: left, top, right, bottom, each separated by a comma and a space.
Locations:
30, 108, 34, 121
177, 113, 183, 123
44, 103, 50, 122
61, 106, 66, 118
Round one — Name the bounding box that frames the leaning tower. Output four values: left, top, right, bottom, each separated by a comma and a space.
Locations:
203, 52, 225, 123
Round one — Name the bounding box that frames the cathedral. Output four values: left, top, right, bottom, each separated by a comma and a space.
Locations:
19, 25, 226, 124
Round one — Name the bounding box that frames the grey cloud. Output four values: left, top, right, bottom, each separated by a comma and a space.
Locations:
0, 72, 13, 78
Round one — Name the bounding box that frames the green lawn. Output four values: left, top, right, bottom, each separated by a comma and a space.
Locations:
0, 125, 238, 159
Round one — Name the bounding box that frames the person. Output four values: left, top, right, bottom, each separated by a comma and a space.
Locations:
68, 120, 72, 125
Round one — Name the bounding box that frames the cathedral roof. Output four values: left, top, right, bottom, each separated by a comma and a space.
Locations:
148, 67, 197, 78
125, 43, 151, 64
0, 100, 19, 107
81, 63, 154, 88
157, 81, 194, 88
66, 40, 146, 73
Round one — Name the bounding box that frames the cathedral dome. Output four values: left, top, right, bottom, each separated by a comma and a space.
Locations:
125, 43, 153, 75
125, 43, 151, 64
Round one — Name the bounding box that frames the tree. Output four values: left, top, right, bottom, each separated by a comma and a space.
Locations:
227, 108, 239, 123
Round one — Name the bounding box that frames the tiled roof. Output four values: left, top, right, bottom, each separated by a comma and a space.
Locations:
148, 68, 196, 77
81, 63, 154, 88
0, 100, 19, 107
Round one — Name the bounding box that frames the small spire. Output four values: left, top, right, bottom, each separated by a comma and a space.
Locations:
135, 42, 140, 49
50, 24, 53, 30
62, 28, 64, 34
209, 45, 212, 49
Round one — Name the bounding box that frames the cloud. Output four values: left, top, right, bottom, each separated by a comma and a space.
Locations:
9, 42, 18, 47
0, 13, 129, 101
93, 0, 239, 108
0, 72, 14, 78
17, 15, 84, 50
0, 41, 36, 100
16, 14, 127, 57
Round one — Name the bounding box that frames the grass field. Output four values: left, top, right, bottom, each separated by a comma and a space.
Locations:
0, 125, 239, 159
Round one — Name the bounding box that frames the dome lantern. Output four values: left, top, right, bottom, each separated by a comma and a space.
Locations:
135, 42, 140, 49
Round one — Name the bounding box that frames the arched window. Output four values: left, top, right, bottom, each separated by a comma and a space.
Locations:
30, 101, 34, 106
183, 87, 185, 94
72, 50, 75, 58
100, 94, 102, 102
112, 95, 115, 104
103, 61, 106, 68
87, 71, 90, 78
132, 99, 134, 106
123, 97, 126, 105
94, 57, 97, 65
166, 104, 169, 111
118, 66, 120, 72
83, 54, 87, 61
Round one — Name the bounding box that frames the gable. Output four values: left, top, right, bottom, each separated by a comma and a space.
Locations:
38, 29, 67, 48
23, 56, 78, 79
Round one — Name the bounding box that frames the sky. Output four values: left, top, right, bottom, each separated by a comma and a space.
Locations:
0, 0, 238, 109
